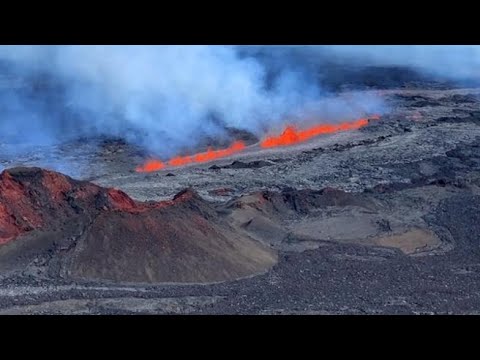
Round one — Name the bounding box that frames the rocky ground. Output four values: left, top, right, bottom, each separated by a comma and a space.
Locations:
1, 87, 480, 314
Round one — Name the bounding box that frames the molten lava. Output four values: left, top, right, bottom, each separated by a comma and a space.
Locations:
261, 117, 377, 148
136, 160, 166, 173
136, 141, 246, 173
136, 116, 381, 172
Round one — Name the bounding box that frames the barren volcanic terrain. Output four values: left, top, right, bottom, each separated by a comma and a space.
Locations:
1, 83, 480, 314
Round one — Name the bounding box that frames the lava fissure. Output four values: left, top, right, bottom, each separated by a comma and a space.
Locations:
136, 141, 246, 173
261, 116, 379, 148
135, 116, 380, 172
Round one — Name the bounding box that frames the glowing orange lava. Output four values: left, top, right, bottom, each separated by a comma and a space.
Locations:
136, 141, 246, 173
136, 116, 381, 172
260, 117, 377, 148
135, 160, 166, 173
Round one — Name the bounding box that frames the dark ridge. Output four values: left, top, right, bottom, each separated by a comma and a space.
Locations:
223, 186, 377, 217
442, 94, 480, 103
437, 114, 480, 126
223, 160, 275, 169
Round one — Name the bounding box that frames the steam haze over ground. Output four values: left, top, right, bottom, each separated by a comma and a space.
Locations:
0, 45, 479, 174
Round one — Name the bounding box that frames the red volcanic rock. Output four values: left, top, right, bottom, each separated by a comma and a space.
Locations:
0, 167, 139, 244
0, 167, 277, 283
106, 188, 137, 211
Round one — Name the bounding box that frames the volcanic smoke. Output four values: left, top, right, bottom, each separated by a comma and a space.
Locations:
2, 46, 479, 178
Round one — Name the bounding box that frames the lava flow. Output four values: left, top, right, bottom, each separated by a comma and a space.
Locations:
136, 116, 381, 172
136, 141, 246, 173
261, 116, 379, 148
136, 159, 166, 173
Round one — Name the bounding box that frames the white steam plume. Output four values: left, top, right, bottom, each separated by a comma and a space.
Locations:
8, 45, 469, 166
